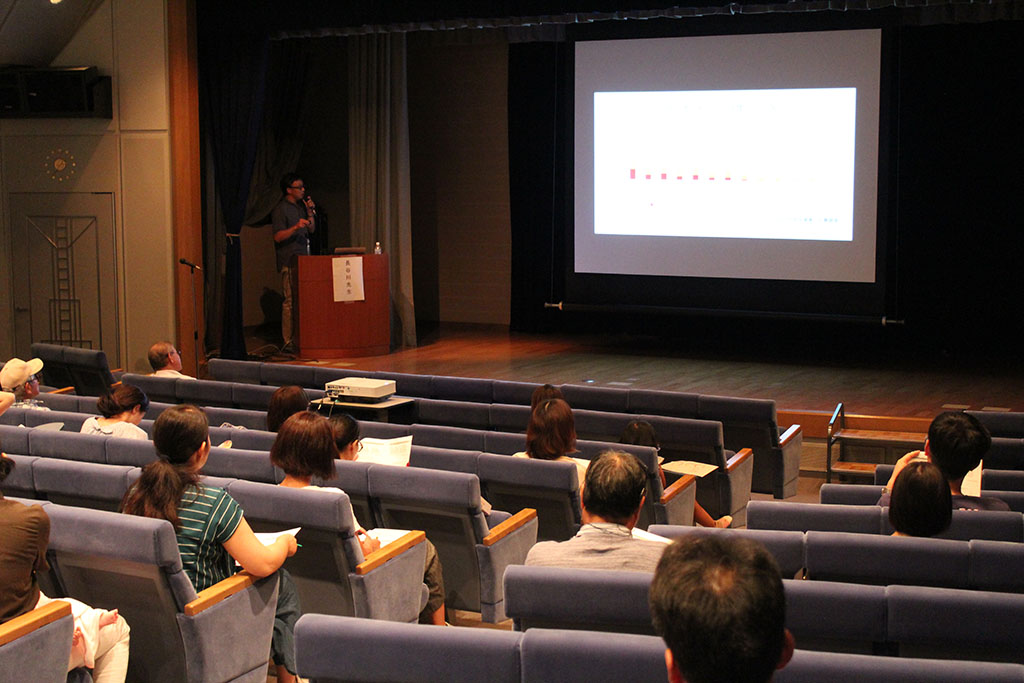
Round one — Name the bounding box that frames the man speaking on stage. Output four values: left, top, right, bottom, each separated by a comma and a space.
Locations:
272, 172, 316, 355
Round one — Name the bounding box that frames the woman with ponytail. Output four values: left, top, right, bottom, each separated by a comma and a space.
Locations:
81, 385, 149, 440
120, 405, 301, 683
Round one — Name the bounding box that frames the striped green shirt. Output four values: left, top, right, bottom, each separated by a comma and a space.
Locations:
176, 484, 243, 592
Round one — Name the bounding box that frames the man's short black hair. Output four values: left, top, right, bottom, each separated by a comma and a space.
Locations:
581, 450, 646, 523
280, 172, 302, 194
928, 411, 991, 481
650, 535, 786, 683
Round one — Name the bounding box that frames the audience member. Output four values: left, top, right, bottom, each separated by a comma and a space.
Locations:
879, 411, 1009, 511
530, 383, 564, 411
515, 398, 589, 484
120, 405, 300, 682
1, 453, 131, 681
649, 535, 794, 683
266, 385, 310, 432
147, 342, 195, 380
888, 460, 952, 537
0, 357, 49, 410
525, 450, 667, 571
620, 420, 732, 529
272, 412, 448, 625
80, 385, 150, 440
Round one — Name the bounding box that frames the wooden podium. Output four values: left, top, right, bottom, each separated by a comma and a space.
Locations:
294, 254, 390, 357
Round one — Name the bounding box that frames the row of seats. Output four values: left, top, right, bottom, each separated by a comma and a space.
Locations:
2, 406, 700, 531
30, 342, 121, 396
502, 564, 1024, 662
291, 615, 1024, 683
4, 454, 538, 622
648, 524, 1024, 593
114, 374, 756, 523
203, 356, 804, 499
821, 481, 1024, 513
746, 499, 1024, 542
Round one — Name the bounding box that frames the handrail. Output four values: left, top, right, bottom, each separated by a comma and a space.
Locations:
828, 403, 844, 440
660, 474, 696, 504
355, 530, 425, 575
726, 448, 753, 473
184, 571, 257, 616
482, 508, 537, 547
0, 600, 71, 646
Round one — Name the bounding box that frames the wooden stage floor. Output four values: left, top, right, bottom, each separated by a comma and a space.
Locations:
261, 324, 1022, 420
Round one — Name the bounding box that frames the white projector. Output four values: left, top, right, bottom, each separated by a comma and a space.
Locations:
325, 377, 396, 403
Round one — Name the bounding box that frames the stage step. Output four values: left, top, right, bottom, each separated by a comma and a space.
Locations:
830, 461, 877, 479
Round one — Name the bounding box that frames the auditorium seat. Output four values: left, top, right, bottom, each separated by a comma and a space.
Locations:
121, 373, 178, 404
44, 503, 279, 682
805, 531, 970, 588
776, 650, 1024, 682
367, 464, 538, 621
31, 459, 137, 511
225, 480, 429, 621
648, 525, 806, 578
475, 452, 581, 542
294, 614, 522, 683
0, 453, 37, 498
412, 423, 486, 451
518, 628, 668, 683
207, 357, 262, 384
0, 600, 74, 683
416, 398, 491, 430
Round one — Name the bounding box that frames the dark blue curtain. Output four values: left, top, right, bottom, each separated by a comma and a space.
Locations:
198, 22, 270, 359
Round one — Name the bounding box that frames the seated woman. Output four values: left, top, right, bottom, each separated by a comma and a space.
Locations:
120, 405, 301, 683
530, 383, 563, 411
81, 385, 149, 440
620, 420, 732, 529
888, 460, 953, 537
1, 454, 131, 681
515, 398, 590, 484
272, 412, 447, 625
266, 385, 310, 432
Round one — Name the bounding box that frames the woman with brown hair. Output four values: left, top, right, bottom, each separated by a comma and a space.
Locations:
120, 405, 301, 683
266, 385, 310, 432
80, 385, 150, 440
271, 411, 448, 625
515, 398, 590, 484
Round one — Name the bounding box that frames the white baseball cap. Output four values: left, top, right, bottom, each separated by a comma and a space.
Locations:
0, 357, 44, 392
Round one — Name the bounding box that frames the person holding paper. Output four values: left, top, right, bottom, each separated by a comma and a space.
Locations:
120, 405, 301, 683
272, 412, 448, 625
526, 450, 667, 571
620, 420, 732, 529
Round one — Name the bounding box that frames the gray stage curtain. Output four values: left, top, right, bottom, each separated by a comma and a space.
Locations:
348, 33, 416, 349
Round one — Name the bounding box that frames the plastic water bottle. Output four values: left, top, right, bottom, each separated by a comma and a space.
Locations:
373, 241, 382, 254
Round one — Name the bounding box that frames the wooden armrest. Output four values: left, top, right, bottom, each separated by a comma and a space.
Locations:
0, 601, 72, 646
482, 508, 537, 547
660, 474, 696, 504
109, 381, 122, 388
111, 367, 123, 374
725, 448, 753, 473
184, 571, 257, 616
779, 424, 802, 447
355, 530, 425, 575
47, 386, 75, 394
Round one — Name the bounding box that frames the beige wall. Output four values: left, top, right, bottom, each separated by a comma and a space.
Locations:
0, 0, 175, 373
408, 36, 512, 326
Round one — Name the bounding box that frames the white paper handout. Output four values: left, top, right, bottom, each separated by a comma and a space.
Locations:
661, 460, 718, 478
359, 435, 413, 467
254, 527, 301, 546
631, 527, 673, 544
961, 460, 982, 498
332, 256, 365, 302
366, 528, 411, 547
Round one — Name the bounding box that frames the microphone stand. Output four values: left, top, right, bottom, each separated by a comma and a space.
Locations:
178, 259, 201, 375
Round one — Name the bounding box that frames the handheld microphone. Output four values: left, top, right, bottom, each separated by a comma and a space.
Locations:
179, 257, 202, 271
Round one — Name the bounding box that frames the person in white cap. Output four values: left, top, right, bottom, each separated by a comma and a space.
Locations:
0, 358, 49, 411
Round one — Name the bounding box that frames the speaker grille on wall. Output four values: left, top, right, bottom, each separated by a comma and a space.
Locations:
0, 66, 112, 119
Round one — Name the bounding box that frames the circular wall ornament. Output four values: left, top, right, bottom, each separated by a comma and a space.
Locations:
45, 148, 77, 182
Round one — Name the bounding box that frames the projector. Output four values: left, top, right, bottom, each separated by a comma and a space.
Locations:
325, 377, 396, 403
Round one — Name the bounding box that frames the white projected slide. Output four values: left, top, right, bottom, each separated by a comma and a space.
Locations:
594, 88, 856, 241
574, 30, 881, 283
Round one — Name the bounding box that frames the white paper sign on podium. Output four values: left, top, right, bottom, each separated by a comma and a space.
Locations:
332, 256, 365, 302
